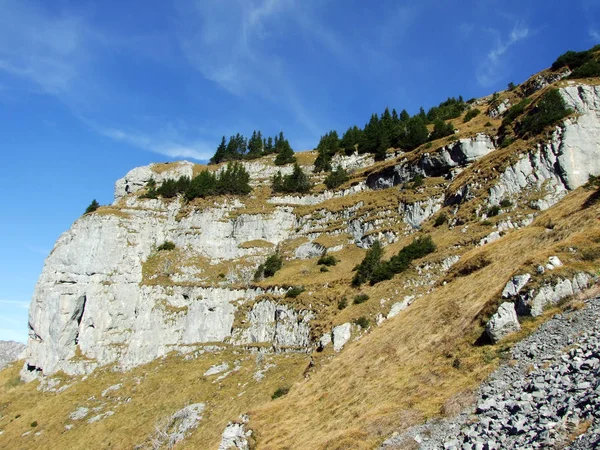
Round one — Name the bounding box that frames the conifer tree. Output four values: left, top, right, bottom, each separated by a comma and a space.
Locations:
274, 132, 296, 165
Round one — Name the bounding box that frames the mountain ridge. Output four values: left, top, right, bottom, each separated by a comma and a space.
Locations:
3, 49, 600, 449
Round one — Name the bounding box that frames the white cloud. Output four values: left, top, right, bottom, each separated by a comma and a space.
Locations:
0, 1, 90, 94
591, 28, 600, 42
0, 299, 29, 309
176, 0, 335, 138
99, 127, 214, 161
477, 23, 530, 87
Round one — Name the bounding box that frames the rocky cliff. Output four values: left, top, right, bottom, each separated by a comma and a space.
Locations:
6, 69, 600, 449
0, 341, 25, 370
21, 81, 600, 382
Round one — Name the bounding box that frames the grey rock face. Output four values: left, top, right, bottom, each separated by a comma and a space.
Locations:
401, 197, 444, 229
0, 340, 25, 370
489, 84, 600, 208
485, 302, 521, 343
366, 134, 495, 190
294, 242, 325, 260
147, 403, 205, 448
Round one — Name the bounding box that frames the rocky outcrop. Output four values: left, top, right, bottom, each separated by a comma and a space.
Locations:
218, 415, 251, 450
400, 197, 444, 229
0, 340, 25, 370
488, 84, 600, 208
366, 134, 495, 190
516, 273, 591, 317
501, 274, 531, 298
485, 302, 521, 343
114, 161, 195, 200
232, 300, 313, 350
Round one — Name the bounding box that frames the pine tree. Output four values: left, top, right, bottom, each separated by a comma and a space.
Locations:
85, 199, 100, 214
210, 136, 228, 164
313, 130, 340, 173
274, 132, 296, 165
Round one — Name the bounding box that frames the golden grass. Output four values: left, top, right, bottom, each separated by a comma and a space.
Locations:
244, 187, 600, 449
0, 350, 310, 450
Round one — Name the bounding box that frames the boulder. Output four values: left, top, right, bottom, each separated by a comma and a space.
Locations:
485, 302, 521, 343
332, 323, 352, 352
502, 274, 531, 298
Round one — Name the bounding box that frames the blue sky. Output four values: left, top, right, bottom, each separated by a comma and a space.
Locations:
0, 0, 598, 343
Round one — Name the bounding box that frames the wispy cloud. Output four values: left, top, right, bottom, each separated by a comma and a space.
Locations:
477, 23, 530, 87
590, 28, 600, 42
0, 299, 30, 309
175, 0, 339, 139
0, 1, 90, 94
99, 127, 214, 161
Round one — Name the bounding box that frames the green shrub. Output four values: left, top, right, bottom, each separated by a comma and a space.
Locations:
352, 241, 384, 287
157, 241, 175, 251
518, 89, 572, 136
507, 82, 516, 91
569, 60, 600, 79
324, 166, 350, 190
500, 137, 515, 148
369, 236, 437, 285
271, 386, 290, 399
85, 199, 100, 214
412, 174, 424, 189
320, 266, 329, 272
354, 316, 370, 329
317, 254, 337, 266
30, 421, 38, 428
484, 121, 493, 127
338, 297, 348, 310
481, 220, 493, 226
486, 206, 501, 217
254, 253, 283, 280
434, 213, 447, 227
502, 98, 531, 125
285, 286, 305, 298
273, 132, 296, 165
463, 108, 481, 123
499, 199, 513, 208
551, 48, 596, 71
429, 119, 455, 140
353, 294, 369, 304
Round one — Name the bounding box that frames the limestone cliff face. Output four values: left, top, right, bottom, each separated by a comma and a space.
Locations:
21, 82, 600, 381
0, 341, 25, 370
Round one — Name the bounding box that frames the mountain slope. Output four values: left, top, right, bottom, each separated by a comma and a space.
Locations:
2, 52, 600, 449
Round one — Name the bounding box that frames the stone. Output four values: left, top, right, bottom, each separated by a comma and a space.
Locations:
486, 302, 521, 344
387, 296, 415, 319
502, 274, 531, 299
218, 415, 250, 450
69, 407, 89, 420
204, 363, 229, 377
101, 383, 122, 397
332, 323, 352, 352
318, 333, 331, 350
548, 256, 563, 269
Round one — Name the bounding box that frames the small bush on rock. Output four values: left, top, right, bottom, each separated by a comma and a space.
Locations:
85, 199, 100, 214
157, 241, 176, 251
